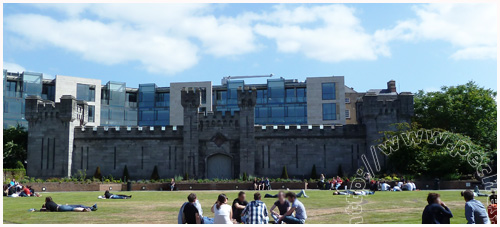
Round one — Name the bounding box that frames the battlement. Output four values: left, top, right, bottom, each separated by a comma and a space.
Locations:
181, 87, 201, 108
198, 111, 240, 128
25, 95, 80, 123
254, 124, 366, 138
237, 86, 257, 108
73, 125, 184, 139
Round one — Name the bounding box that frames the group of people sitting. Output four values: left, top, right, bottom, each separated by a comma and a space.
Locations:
253, 177, 271, 190
318, 174, 344, 190
3, 178, 41, 197
377, 180, 417, 191
422, 190, 496, 224
179, 190, 308, 224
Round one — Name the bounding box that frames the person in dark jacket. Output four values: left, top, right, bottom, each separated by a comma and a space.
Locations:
42, 196, 97, 212
104, 190, 132, 199
422, 193, 453, 224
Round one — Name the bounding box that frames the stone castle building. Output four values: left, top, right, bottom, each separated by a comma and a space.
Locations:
25, 85, 414, 180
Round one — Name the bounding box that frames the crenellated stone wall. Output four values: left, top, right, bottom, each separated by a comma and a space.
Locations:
26, 87, 414, 180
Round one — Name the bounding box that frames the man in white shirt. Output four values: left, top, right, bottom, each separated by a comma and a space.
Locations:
381, 182, 390, 191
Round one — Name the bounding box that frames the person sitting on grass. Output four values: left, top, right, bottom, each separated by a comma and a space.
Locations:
380, 181, 390, 191
241, 192, 269, 224
269, 191, 290, 224
335, 176, 343, 190
278, 192, 307, 224
318, 174, 325, 189
329, 177, 336, 190
101, 190, 132, 199
178, 193, 214, 224
211, 194, 233, 224
232, 191, 248, 224
182, 193, 201, 224
42, 196, 97, 212
19, 185, 31, 197
265, 189, 309, 198
421, 192, 453, 224
170, 178, 176, 191
463, 190, 490, 224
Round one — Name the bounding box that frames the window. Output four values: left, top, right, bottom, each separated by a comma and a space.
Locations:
201, 88, 207, 104
345, 109, 350, 119
322, 103, 337, 120
322, 83, 336, 100
285, 88, 296, 103
77, 84, 96, 102
345, 97, 350, 103
296, 88, 306, 102
88, 106, 95, 122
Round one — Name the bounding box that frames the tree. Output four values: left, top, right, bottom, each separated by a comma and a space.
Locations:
414, 81, 497, 151
380, 123, 491, 180
151, 165, 160, 181
281, 166, 289, 179
337, 164, 344, 178
122, 165, 130, 182
3, 124, 28, 169
93, 166, 102, 179
242, 172, 248, 181
310, 165, 317, 179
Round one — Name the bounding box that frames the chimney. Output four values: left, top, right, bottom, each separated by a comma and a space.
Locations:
387, 80, 396, 93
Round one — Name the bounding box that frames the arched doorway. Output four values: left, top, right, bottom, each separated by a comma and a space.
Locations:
207, 154, 232, 179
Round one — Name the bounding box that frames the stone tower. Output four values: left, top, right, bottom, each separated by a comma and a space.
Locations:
180, 87, 202, 178
237, 86, 257, 176
25, 95, 87, 178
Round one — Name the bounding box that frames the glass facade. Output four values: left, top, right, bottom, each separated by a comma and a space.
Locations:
101, 81, 137, 126
22, 72, 43, 98
322, 103, 338, 120
138, 83, 170, 126
322, 82, 336, 100
76, 83, 95, 102
216, 79, 307, 125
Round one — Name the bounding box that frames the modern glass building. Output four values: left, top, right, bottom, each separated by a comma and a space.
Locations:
4, 69, 382, 129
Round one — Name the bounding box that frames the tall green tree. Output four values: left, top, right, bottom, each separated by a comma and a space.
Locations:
380, 123, 491, 180
413, 81, 497, 151
3, 124, 28, 169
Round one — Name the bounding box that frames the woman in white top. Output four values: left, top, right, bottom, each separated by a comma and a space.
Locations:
211, 194, 233, 224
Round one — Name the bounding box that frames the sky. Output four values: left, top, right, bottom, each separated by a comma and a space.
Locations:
3, 3, 497, 93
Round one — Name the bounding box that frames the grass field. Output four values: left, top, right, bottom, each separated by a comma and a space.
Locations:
3, 189, 494, 224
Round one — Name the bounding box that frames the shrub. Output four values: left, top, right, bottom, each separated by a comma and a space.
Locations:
184, 172, 189, 181
174, 175, 184, 182
122, 165, 130, 182
93, 166, 102, 180
310, 165, 317, 179
281, 166, 289, 179
151, 166, 160, 181
242, 172, 248, 181
15, 161, 25, 169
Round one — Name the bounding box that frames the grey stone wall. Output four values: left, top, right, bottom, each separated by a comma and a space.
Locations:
25, 87, 413, 180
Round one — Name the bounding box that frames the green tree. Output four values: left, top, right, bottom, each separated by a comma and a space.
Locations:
151, 165, 160, 181
122, 165, 130, 182
242, 172, 248, 181
93, 166, 102, 180
380, 123, 491, 180
3, 124, 28, 169
413, 81, 497, 151
281, 166, 289, 179
310, 164, 317, 179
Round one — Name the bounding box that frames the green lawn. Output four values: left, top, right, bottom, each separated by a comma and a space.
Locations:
3, 190, 493, 224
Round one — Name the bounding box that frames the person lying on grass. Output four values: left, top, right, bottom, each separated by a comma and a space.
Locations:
98, 190, 132, 199
332, 190, 375, 195
40, 196, 97, 212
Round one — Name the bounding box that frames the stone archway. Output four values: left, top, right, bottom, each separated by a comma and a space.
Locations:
207, 154, 232, 179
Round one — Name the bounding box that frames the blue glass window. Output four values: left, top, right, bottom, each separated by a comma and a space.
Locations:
322, 83, 336, 100
139, 84, 156, 108
76, 84, 95, 102
322, 103, 337, 120
155, 92, 170, 107
88, 105, 95, 122
256, 89, 267, 104
201, 88, 207, 104
108, 82, 126, 106
42, 84, 55, 101
285, 88, 296, 103
22, 72, 42, 97
267, 79, 285, 104
139, 110, 155, 125
296, 88, 306, 102
216, 91, 227, 105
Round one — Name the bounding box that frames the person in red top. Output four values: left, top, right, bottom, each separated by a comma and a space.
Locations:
329, 178, 336, 190
488, 191, 497, 224
335, 176, 343, 190
20, 186, 31, 197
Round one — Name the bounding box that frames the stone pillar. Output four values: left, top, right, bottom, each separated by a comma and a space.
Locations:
181, 87, 201, 178
237, 86, 257, 176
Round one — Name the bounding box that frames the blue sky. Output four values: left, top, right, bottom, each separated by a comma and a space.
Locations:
3, 3, 497, 93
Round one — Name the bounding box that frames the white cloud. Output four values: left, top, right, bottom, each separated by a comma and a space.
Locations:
375, 3, 497, 60
3, 62, 26, 73
5, 4, 258, 75
254, 5, 387, 62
